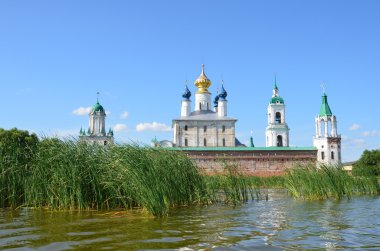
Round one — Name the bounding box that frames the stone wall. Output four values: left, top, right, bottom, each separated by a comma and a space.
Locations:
179, 148, 317, 176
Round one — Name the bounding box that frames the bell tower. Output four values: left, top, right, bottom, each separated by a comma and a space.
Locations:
313, 91, 341, 165
265, 77, 290, 147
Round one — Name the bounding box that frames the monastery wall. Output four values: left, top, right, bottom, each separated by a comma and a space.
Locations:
177, 148, 317, 176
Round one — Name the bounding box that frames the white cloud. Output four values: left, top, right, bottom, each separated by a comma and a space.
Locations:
113, 123, 129, 132
361, 130, 380, 137
136, 122, 172, 132
348, 124, 360, 131
72, 106, 91, 116
120, 111, 129, 119
106, 111, 111, 115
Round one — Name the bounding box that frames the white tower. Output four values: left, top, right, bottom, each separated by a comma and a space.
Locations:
265, 79, 289, 147
194, 64, 212, 111
181, 85, 191, 117
313, 92, 341, 166
79, 93, 114, 145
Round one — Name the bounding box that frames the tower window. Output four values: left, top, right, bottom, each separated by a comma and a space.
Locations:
185, 138, 188, 147
204, 138, 207, 147
223, 138, 226, 147
184, 125, 188, 131
222, 125, 225, 132
331, 151, 334, 160
321, 152, 325, 160
204, 126, 207, 132
275, 112, 281, 124
277, 135, 283, 147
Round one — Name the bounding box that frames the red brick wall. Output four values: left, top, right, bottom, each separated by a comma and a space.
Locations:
181, 149, 317, 176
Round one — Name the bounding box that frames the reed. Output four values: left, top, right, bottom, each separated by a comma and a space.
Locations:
284, 164, 380, 200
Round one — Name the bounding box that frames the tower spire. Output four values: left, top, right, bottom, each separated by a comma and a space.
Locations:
274, 74, 278, 90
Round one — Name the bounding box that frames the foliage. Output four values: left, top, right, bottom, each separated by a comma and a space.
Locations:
0, 128, 39, 208
352, 149, 380, 176
284, 164, 380, 200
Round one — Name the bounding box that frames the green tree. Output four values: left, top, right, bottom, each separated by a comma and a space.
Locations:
352, 149, 380, 176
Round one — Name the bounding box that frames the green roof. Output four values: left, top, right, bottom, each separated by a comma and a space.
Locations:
270, 96, 284, 104
319, 93, 332, 116
170, 146, 317, 151
92, 101, 105, 113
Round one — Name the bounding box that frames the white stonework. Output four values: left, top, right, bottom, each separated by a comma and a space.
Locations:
173, 65, 237, 147
79, 99, 114, 145
265, 85, 290, 147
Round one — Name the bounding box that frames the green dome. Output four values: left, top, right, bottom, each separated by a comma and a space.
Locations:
92, 101, 105, 113
270, 96, 284, 104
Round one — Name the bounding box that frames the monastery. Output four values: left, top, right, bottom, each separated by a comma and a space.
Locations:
79, 65, 342, 175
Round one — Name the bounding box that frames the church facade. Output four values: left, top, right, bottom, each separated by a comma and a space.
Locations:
172, 65, 237, 147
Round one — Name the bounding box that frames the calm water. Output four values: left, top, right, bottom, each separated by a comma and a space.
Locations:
1, 190, 380, 250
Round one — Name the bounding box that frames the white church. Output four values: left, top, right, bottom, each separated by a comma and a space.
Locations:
170, 65, 341, 166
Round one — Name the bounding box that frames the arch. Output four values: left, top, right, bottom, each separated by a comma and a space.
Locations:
185, 138, 188, 147
275, 112, 281, 124
321, 151, 325, 160
277, 135, 283, 147
331, 151, 334, 160
204, 138, 207, 147
320, 119, 326, 136
222, 138, 226, 147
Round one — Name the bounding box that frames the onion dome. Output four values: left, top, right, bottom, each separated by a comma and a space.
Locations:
319, 92, 332, 116
194, 64, 211, 94
214, 94, 219, 107
182, 85, 191, 100
218, 84, 228, 100
92, 101, 105, 113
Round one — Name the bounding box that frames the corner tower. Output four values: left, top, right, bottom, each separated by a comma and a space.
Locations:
313, 92, 341, 165
79, 93, 114, 145
265, 78, 290, 147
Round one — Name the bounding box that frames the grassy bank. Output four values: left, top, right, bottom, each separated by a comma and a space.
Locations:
1, 130, 379, 215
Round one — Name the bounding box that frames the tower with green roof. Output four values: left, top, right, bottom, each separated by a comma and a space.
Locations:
265, 78, 289, 147
313, 91, 341, 166
79, 93, 114, 145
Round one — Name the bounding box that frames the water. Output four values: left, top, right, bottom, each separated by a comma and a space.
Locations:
1, 190, 380, 250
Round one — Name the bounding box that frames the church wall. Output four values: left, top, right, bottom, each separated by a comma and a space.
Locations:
179, 149, 317, 176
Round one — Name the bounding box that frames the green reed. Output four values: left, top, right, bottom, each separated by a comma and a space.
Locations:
284, 164, 380, 200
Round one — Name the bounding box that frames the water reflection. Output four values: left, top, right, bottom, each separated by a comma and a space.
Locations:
1, 190, 380, 250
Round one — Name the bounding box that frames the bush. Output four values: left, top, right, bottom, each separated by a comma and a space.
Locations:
352, 149, 380, 176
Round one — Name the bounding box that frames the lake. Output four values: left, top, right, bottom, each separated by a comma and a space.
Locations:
1, 190, 379, 250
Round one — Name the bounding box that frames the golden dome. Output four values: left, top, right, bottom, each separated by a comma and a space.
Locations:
194, 64, 211, 94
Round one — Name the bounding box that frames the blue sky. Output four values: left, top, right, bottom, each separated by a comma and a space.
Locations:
0, 1, 379, 162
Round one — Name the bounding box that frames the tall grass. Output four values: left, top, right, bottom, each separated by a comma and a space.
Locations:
284, 164, 380, 200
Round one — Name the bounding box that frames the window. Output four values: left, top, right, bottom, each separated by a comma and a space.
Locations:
204, 126, 207, 132
223, 138, 226, 147
331, 151, 334, 160
321, 151, 325, 160
184, 125, 188, 131
275, 112, 281, 124
104, 141, 107, 146
204, 138, 207, 146
222, 125, 225, 132
185, 138, 188, 147
207, 103, 209, 110
277, 135, 283, 147
199, 103, 201, 110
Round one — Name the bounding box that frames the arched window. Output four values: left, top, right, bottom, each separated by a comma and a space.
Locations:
321, 151, 325, 160
204, 126, 207, 132
204, 138, 207, 147
184, 125, 188, 131
331, 151, 334, 160
277, 135, 283, 147
222, 125, 225, 132
222, 138, 226, 147
321, 119, 326, 136
207, 103, 209, 110
275, 112, 281, 124
199, 103, 201, 110
185, 138, 188, 147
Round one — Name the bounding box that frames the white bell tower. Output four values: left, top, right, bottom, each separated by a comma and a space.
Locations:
265, 79, 289, 147
313, 91, 341, 166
